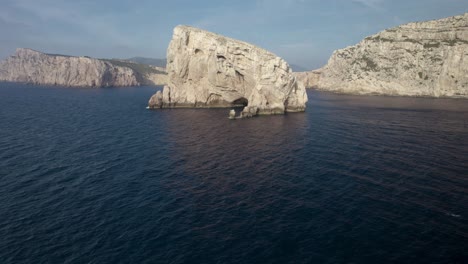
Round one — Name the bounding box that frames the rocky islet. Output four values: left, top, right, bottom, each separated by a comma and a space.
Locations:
148, 25, 308, 117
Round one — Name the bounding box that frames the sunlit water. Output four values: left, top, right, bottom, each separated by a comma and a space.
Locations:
0, 83, 467, 263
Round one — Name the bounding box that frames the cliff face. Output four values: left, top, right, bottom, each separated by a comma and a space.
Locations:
148, 26, 307, 117
144, 66, 168, 86
317, 13, 468, 97
293, 70, 321, 88
99, 59, 168, 86
0, 48, 139, 87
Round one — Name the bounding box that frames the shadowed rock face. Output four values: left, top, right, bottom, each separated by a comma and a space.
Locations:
0, 48, 139, 87
317, 13, 468, 98
148, 25, 308, 117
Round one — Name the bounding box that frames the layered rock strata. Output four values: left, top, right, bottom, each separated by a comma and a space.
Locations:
317, 13, 468, 97
148, 26, 308, 117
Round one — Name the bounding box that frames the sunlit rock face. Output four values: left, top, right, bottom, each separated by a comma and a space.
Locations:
0, 48, 139, 87
148, 26, 308, 116
317, 13, 468, 98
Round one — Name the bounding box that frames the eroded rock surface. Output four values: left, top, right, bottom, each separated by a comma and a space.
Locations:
0, 48, 139, 87
144, 66, 168, 86
148, 26, 308, 116
293, 70, 322, 88
317, 13, 468, 97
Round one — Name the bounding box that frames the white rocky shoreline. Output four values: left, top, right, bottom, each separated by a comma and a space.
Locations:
299, 13, 468, 98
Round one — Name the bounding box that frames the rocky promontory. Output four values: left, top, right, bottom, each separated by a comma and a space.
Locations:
0, 48, 141, 87
148, 26, 307, 117
317, 13, 468, 97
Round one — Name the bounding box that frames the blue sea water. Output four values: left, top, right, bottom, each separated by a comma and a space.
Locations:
0, 83, 467, 264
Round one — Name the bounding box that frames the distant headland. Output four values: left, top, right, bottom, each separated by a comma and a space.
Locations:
0, 48, 167, 87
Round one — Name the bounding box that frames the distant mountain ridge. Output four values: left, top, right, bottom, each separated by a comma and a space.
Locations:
124, 57, 167, 68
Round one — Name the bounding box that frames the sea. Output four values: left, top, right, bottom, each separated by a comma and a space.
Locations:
0, 83, 467, 264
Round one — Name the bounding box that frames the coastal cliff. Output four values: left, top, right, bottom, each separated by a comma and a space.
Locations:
99, 58, 168, 86
148, 26, 307, 117
317, 13, 468, 97
293, 70, 321, 88
141, 66, 168, 86
0, 48, 140, 87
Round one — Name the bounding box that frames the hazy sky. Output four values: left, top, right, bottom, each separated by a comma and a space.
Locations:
0, 0, 466, 69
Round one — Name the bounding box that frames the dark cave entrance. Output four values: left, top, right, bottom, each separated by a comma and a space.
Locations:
232, 97, 248, 107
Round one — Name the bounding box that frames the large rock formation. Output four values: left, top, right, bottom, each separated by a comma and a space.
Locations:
144, 66, 169, 86
148, 26, 308, 117
317, 13, 468, 97
0, 48, 139, 87
293, 70, 321, 88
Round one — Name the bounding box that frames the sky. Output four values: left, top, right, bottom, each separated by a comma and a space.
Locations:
0, 0, 467, 70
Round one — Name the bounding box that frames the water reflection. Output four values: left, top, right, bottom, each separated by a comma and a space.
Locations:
310, 90, 468, 133
163, 108, 309, 179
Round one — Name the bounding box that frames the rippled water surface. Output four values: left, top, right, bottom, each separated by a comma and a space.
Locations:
0, 83, 467, 263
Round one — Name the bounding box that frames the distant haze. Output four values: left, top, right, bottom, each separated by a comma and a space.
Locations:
125, 57, 167, 68
0, 0, 467, 70
289, 64, 309, 72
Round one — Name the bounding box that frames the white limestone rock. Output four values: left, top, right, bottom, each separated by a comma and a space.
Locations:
0, 48, 139, 87
317, 13, 468, 97
144, 66, 169, 86
228, 109, 236, 119
148, 26, 308, 116
293, 70, 322, 88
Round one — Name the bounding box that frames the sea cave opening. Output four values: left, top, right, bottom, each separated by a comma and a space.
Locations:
232, 97, 248, 107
